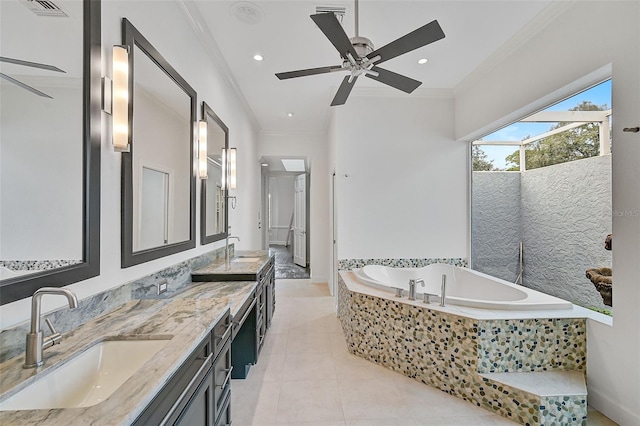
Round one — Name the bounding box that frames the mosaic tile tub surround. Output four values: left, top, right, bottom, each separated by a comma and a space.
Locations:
337, 257, 467, 270
338, 272, 587, 425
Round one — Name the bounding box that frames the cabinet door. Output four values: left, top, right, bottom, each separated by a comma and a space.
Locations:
213, 338, 232, 417
176, 366, 214, 426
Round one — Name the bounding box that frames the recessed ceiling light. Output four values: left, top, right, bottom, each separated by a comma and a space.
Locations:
417, 58, 428, 65
287, 112, 294, 117
253, 54, 263, 61
261, 163, 269, 167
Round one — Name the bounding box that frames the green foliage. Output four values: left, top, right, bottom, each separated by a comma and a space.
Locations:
472, 145, 495, 171
505, 101, 608, 171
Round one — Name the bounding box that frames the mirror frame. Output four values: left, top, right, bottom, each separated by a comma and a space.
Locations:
201, 102, 229, 245
0, 0, 101, 306
121, 18, 197, 268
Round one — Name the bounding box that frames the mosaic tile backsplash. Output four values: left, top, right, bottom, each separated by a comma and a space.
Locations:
337, 274, 587, 425
338, 257, 468, 270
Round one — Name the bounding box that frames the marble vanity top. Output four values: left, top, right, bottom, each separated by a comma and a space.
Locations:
191, 249, 273, 281
0, 278, 261, 425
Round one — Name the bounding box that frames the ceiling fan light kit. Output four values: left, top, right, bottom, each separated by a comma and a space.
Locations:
275, 0, 445, 106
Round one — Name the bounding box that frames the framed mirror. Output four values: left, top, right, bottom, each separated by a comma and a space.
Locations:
201, 102, 229, 245
0, 0, 101, 305
121, 19, 196, 268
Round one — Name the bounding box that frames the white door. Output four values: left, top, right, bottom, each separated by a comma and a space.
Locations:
293, 173, 307, 267
139, 167, 169, 251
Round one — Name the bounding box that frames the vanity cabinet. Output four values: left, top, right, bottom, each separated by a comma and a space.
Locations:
133, 309, 232, 426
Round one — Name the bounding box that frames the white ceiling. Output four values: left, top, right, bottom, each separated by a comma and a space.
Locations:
192, 0, 553, 133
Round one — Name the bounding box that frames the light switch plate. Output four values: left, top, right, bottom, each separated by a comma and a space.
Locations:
157, 281, 168, 295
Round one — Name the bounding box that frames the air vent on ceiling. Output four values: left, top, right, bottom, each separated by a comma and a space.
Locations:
20, 0, 68, 17
315, 5, 347, 23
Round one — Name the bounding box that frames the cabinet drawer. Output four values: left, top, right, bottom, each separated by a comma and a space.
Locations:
213, 308, 232, 354
213, 337, 232, 416
214, 389, 232, 426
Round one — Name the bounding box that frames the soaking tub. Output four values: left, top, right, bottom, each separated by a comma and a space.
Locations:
352, 263, 573, 310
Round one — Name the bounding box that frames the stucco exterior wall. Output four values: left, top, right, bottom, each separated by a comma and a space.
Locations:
472, 172, 521, 283
521, 155, 612, 309
472, 156, 612, 310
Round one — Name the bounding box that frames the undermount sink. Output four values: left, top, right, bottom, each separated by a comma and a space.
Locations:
232, 257, 260, 263
0, 338, 171, 411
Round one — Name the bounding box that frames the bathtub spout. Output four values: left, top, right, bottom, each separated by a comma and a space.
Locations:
440, 275, 447, 307
408, 279, 425, 301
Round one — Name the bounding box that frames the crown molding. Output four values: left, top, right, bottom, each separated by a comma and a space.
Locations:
177, 0, 260, 132
454, 0, 575, 96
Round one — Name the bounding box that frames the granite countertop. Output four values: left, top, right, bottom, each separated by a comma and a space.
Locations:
191, 250, 272, 281
0, 278, 262, 425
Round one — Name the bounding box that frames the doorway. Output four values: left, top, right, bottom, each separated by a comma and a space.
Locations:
260, 156, 310, 279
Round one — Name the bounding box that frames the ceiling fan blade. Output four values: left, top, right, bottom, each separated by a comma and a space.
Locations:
331, 75, 357, 106
366, 20, 445, 65
0, 72, 53, 98
276, 65, 344, 80
0, 56, 65, 73
365, 66, 422, 93
311, 13, 359, 60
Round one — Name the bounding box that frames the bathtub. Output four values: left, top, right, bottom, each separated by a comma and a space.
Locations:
352, 263, 573, 310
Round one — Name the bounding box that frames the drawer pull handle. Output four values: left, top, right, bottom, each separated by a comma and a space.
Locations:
233, 298, 257, 327
215, 325, 232, 346
160, 352, 213, 426
217, 366, 234, 389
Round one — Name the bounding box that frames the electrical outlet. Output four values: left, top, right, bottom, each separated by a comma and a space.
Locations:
157, 281, 168, 295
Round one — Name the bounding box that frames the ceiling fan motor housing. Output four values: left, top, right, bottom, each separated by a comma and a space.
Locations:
349, 36, 374, 58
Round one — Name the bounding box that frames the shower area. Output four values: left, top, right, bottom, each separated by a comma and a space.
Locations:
471, 155, 613, 312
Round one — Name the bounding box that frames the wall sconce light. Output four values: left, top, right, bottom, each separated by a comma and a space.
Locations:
221, 147, 237, 190
112, 45, 130, 152
198, 120, 208, 179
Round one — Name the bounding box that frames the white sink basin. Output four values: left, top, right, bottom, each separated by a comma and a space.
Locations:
232, 257, 260, 263
0, 338, 171, 411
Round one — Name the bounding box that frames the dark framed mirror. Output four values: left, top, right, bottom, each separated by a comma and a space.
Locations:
201, 102, 229, 245
121, 19, 196, 268
0, 0, 101, 305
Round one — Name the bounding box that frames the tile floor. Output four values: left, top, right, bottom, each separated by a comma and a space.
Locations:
231, 280, 618, 426
269, 245, 310, 279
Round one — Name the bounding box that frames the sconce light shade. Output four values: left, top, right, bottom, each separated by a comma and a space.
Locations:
112, 45, 129, 152
221, 147, 237, 190
229, 147, 237, 190
198, 120, 208, 179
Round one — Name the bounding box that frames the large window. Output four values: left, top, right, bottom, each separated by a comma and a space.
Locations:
471, 80, 613, 314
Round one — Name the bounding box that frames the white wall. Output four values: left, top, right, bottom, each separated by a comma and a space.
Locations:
455, 2, 640, 423
332, 92, 468, 260
258, 131, 330, 284
0, 0, 260, 329
0, 84, 83, 260
267, 174, 295, 245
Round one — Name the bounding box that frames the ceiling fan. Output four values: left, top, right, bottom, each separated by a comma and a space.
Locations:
0, 56, 65, 99
275, 0, 445, 106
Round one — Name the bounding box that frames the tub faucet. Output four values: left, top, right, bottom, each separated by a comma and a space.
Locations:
440, 275, 447, 307
24, 287, 78, 368
408, 279, 425, 301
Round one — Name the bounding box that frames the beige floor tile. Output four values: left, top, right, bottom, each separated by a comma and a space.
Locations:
345, 419, 416, 426
277, 422, 346, 426
586, 409, 619, 426
261, 331, 289, 354
276, 380, 344, 423
333, 352, 398, 380
286, 331, 332, 354
289, 313, 342, 333
412, 416, 487, 425
231, 380, 281, 426
282, 352, 337, 381
251, 352, 286, 382
338, 377, 410, 420
479, 414, 520, 425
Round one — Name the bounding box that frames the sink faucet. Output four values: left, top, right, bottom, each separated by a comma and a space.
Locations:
24, 287, 78, 368
408, 278, 425, 301
225, 232, 240, 268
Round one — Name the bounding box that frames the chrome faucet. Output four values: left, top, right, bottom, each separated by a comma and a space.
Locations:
24, 287, 78, 368
225, 231, 240, 268
408, 278, 425, 301
440, 274, 447, 307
